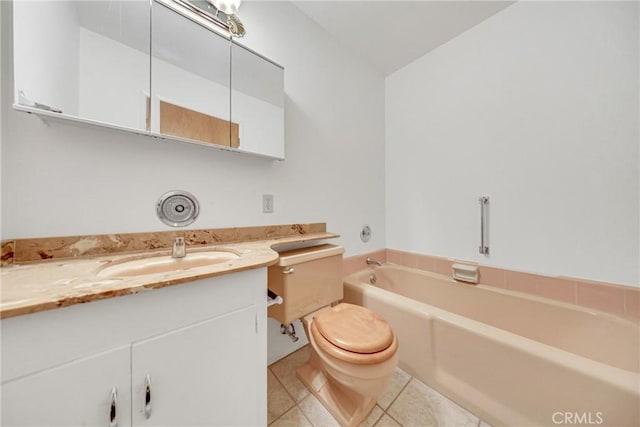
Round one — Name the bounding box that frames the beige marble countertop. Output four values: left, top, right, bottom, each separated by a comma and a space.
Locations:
0, 232, 338, 319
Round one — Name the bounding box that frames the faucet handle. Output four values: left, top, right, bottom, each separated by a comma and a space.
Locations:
172, 237, 186, 258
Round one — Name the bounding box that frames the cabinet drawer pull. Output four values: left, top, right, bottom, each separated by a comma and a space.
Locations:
144, 374, 152, 419
282, 267, 294, 274
109, 387, 117, 427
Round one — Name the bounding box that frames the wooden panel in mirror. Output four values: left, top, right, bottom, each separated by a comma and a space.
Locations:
160, 101, 239, 148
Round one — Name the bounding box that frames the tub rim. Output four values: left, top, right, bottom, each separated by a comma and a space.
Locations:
347, 264, 639, 327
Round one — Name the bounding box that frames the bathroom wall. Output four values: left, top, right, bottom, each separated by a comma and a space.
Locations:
1, 1, 386, 259
385, 1, 639, 286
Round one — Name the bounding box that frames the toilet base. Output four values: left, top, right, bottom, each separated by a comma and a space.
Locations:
296, 361, 377, 427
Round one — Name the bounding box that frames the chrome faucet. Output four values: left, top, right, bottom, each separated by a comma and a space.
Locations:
366, 257, 382, 266
172, 237, 186, 258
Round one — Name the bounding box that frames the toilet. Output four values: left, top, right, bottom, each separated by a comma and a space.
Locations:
268, 244, 398, 427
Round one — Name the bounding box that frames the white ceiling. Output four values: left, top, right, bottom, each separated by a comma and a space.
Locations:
291, 1, 515, 76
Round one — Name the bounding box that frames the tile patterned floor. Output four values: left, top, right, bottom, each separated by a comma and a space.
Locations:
268, 346, 491, 427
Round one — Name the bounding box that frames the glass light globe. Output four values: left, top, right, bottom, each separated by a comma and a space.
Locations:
208, 0, 241, 15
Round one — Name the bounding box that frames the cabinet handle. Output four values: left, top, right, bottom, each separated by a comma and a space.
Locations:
144, 374, 152, 419
109, 388, 117, 427
282, 267, 294, 274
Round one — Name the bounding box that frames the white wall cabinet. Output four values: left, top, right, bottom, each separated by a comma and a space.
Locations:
12, 0, 285, 159
1, 268, 267, 427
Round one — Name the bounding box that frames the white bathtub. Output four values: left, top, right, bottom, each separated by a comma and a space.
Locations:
343, 265, 639, 426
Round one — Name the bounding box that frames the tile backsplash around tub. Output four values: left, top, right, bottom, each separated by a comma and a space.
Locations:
1, 223, 327, 266
343, 248, 640, 322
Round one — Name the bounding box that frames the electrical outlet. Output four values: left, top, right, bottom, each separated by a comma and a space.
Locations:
262, 194, 274, 213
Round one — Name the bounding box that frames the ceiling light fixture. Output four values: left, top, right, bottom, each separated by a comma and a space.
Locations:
208, 0, 241, 16
179, 0, 245, 37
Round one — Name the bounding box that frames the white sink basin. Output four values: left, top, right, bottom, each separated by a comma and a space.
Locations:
97, 250, 239, 278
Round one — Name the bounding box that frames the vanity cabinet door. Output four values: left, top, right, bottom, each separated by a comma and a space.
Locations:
1, 346, 131, 427
131, 305, 263, 426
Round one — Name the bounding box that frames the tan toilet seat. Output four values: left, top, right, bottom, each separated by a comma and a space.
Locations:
310, 303, 398, 365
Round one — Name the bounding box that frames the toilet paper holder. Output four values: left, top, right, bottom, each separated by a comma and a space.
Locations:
267, 289, 283, 307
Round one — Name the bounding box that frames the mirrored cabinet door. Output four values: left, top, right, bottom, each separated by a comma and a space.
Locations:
231, 43, 285, 159
150, 0, 232, 148
13, 0, 151, 132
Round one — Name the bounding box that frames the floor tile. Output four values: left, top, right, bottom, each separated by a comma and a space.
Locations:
374, 414, 402, 427
418, 380, 479, 427
298, 393, 340, 427
387, 379, 439, 427
377, 367, 411, 410
267, 369, 296, 424
269, 406, 313, 427
389, 378, 479, 427
270, 346, 311, 402
359, 405, 384, 427
269, 345, 486, 427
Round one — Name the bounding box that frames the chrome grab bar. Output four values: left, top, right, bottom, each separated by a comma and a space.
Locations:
479, 196, 489, 255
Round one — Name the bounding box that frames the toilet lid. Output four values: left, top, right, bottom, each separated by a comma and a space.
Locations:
314, 303, 394, 354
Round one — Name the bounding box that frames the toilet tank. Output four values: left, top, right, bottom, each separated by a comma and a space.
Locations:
268, 244, 344, 324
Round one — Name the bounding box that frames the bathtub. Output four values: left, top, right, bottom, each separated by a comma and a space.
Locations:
343, 265, 639, 427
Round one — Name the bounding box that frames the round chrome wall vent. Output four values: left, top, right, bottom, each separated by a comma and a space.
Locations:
156, 190, 200, 227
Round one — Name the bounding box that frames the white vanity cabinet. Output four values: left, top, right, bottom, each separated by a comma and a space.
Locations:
2, 346, 132, 426
1, 268, 267, 426
131, 306, 261, 425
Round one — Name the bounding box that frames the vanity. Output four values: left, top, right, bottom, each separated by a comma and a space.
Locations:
0, 224, 337, 426
2, 270, 266, 426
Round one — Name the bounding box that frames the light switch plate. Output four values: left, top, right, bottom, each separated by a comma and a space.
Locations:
263, 194, 274, 213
